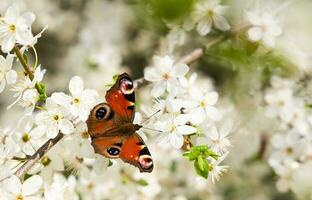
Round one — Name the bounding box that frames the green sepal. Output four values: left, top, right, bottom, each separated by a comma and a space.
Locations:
35, 82, 47, 102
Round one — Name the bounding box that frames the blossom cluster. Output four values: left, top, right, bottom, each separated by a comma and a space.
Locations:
265, 76, 312, 196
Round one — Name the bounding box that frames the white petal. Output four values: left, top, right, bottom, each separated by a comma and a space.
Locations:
51, 92, 71, 105
219, 119, 233, 137
69, 76, 84, 96
174, 114, 190, 125
144, 67, 162, 82
151, 82, 166, 97
205, 106, 222, 121
213, 15, 230, 31
0, 79, 6, 93
80, 140, 95, 158
205, 92, 219, 105
247, 27, 263, 42
15, 30, 34, 45
170, 133, 184, 148
59, 119, 74, 134
5, 70, 17, 84
197, 18, 212, 36
177, 125, 197, 135
263, 34, 276, 47
171, 63, 189, 77
47, 124, 59, 138
190, 108, 205, 124
30, 125, 46, 139
18, 12, 36, 27
5, 4, 19, 24
246, 12, 262, 26
5, 175, 21, 194
1, 35, 16, 53
50, 155, 64, 171
156, 134, 170, 146
22, 175, 42, 196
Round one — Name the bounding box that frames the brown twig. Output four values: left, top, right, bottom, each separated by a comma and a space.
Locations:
13, 45, 34, 80
14, 132, 64, 178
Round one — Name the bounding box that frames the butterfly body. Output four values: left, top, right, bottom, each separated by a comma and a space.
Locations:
87, 73, 153, 173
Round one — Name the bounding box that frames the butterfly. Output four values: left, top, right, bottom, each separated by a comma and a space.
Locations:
86, 73, 153, 173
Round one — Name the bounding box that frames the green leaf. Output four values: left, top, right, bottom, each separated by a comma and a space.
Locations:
35, 82, 47, 102
194, 157, 209, 179
108, 159, 113, 167
136, 178, 148, 186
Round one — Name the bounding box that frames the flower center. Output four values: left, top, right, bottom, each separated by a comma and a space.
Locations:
22, 133, 30, 143
41, 156, 51, 166
53, 114, 60, 121
286, 147, 293, 155
200, 101, 206, 107
162, 73, 170, 80
208, 9, 214, 17
9, 24, 16, 32
16, 194, 24, 200
277, 100, 285, 107
81, 131, 89, 139
170, 125, 177, 132
72, 97, 80, 105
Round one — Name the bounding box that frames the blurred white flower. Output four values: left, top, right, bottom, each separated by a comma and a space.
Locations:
188, 0, 230, 35
0, 55, 16, 93
51, 76, 99, 122
9, 65, 46, 113
157, 114, 196, 148
246, 11, 282, 47
35, 98, 74, 138
1, 175, 42, 199
209, 152, 229, 184
0, 3, 35, 53
207, 120, 232, 154
144, 55, 189, 97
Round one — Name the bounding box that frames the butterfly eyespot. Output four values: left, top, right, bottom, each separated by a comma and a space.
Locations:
95, 104, 111, 120
107, 147, 120, 156
139, 155, 153, 169
120, 78, 134, 95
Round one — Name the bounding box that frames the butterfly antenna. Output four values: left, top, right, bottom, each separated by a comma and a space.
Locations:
140, 109, 161, 125
141, 126, 164, 133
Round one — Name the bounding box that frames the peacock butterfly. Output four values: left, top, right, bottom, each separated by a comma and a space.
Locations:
87, 73, 153, 172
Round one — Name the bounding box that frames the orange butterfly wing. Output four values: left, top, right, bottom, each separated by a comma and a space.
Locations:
91, 133, 153, 173
87, 73, 153, 173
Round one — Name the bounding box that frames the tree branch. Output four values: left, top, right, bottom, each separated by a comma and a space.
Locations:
13, 45, 34, 80
14, 132, 64, 179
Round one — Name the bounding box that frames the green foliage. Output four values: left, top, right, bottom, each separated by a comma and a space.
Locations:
35, 82, 47, 102
136, 178, 149, 186
183, 145, 219, 179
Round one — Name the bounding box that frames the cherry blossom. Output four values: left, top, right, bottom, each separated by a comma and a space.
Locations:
0, 3, 35, 53
246, 11, 282, 47
51, 76, 99, 122
0, 55, 17, 93
144, 55, 189, 97
35, 98, 74, 138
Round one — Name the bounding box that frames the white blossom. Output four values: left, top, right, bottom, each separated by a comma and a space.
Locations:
0, 3, 35, 53
246, 11, 282, 47
157, 114, 197, 148
35, 98, 74, 138
0, 54, 17, 93
187, 0, 230, 36
144, 55, 189, 97
1, 175, 43, 200
51, 76, 99, 122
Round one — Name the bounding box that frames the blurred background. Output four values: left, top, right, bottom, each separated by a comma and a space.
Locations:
1, 0, 312, 199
